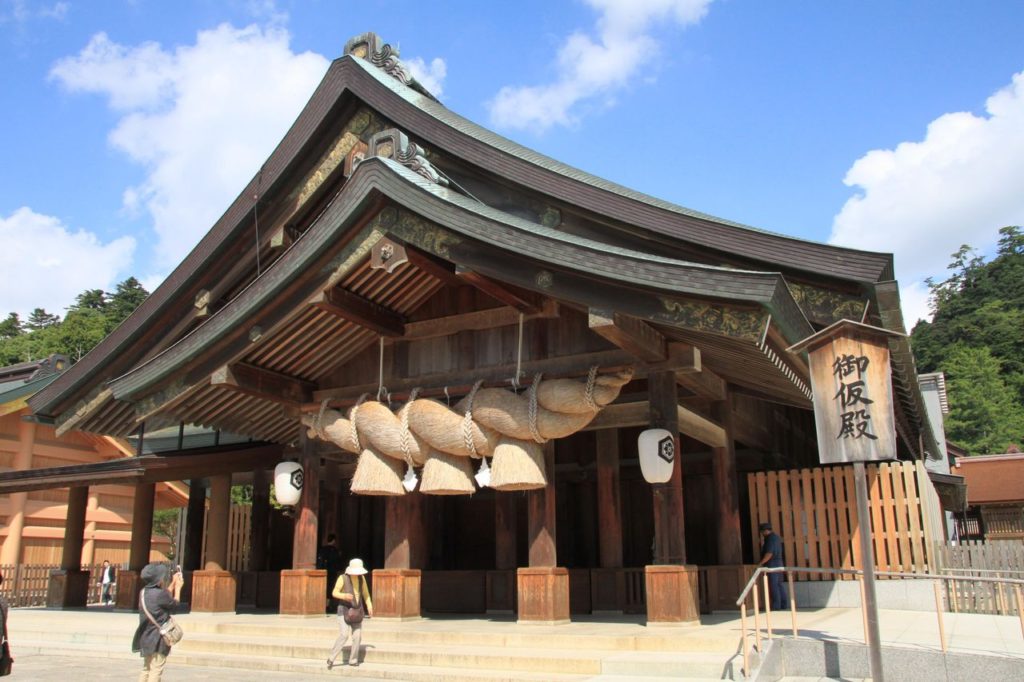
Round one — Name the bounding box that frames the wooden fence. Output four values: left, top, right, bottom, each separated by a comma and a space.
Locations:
197, 503, 252, 572
0, 562, 127, 607
748, 460, 943, 579
931, 539, 1024, 615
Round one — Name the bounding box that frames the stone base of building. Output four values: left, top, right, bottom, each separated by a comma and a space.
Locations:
645, 564, 700, 625
372, 568, 421, 620
46, 568, 90, 608
517, 567, 569, 624
191, 569, 236, 613
279, 569, 327, 617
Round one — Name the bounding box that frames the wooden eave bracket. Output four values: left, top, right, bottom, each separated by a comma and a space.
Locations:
583, 400, 726, 448
587, 307, 725, 400
310, 285, 406, 337
55, 387, 114, 438
402, 299, 559, 342
457, 266, 545, 313
210, 362, 315, 407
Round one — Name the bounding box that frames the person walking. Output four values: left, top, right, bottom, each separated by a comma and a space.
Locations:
326, 558, 373, 669
0, 571, 13, 676
757, 521, 789, 610
131, 563, 183, 681
98, 560, 116, 605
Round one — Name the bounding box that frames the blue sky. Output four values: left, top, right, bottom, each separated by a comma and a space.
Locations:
2, 0, 1023, 328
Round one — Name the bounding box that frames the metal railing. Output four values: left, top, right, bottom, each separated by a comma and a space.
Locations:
734, 565, 1024, 678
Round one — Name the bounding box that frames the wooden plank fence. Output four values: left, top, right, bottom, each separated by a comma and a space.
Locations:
932, 539, 1024, 615
200, 503, 252, 572
0, 562, 128, 607
748, 460, 943, 579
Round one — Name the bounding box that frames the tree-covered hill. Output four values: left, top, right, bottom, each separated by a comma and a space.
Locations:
0, 277, 149, 367
911, 226, 1024, 455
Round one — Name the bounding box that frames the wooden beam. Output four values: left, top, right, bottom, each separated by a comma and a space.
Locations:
210, 362, 314, 406
135, 378, 209, 424
581, 400, 727, 448
676, 364, 727, 402
649, 371, 685, 565
55, 388, 113, 438
404, 242, 460, 285
402, 299, 559, 341
588, 308, 667, 362
457, 266, 544, 313
310, 286, 406, 337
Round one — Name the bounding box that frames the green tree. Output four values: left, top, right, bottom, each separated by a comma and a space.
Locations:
942, 344, 1024, 455
0, 313, 22, 340
152, 508, 181, 561
69, 289, 108, 313
57, 308, 112, 361
105, 277, 149, 331
25, 307, 60, 331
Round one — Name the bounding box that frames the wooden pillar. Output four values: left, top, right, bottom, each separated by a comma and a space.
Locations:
0, 419, 35, 565
519, 442, 569, 624
594, 428, 625, 612
82, 490, 100, 566
280, 434, 326, 616
374, 493, 423, 620
249, 469, 270, 572
649, 371, 686, 564
182, 478, 206, 572
489, 492, 518, 612
113, 481, 156, 610
711, 390, 743, 565
192, 474, 235, 613
47, 486, 90, 608
645, 371, 699, 625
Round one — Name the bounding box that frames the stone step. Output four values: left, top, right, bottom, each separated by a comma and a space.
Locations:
174, 649, 590, 682
600, 651, 738, 678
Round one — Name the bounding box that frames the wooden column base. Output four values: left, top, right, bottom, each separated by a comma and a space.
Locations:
517, 567, 569, 624
279, 569, 327, 617
191, 569, 236, 613
372, 568, 421, 620
645, 565, 700, 625
46, 569, 90, 608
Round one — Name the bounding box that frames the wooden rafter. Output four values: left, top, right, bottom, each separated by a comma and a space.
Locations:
402, 299, 559, 341
210, 362, 315, 407
310, 286, 406, 337
457, 266, 544, 313
676, 365, 727, 402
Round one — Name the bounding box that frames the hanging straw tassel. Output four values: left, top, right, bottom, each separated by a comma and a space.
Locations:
351, 446, 405, 496
489, 436, 546, 491
420, 448, 477, 495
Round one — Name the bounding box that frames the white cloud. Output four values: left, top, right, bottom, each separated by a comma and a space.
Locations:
830, 70, 1024, 328
50, 23, 330, 272
406, 56, 446, 99
488, 0, 712, 131
0, 207, 135, 318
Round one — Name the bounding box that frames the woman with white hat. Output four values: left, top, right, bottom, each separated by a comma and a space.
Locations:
327, 557, 374, 669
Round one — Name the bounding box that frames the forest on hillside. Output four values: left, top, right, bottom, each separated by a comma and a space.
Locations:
911, 226, 1024, 455
0, 277, 149, 366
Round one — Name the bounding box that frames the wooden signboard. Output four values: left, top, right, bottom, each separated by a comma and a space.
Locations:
788, 320, 904, 464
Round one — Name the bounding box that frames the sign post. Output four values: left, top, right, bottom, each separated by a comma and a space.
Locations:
789, 320, 906, 682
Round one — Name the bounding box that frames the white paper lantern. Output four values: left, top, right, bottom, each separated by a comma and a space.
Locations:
638, 428, 676, 484
274, 460, 304, 506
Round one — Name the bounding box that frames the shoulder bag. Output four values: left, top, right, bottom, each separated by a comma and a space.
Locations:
341, 575, 365, 625
140, 589, 184, 646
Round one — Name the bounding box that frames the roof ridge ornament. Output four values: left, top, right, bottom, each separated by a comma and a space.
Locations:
367, 129, 449, 187
343, 32, 440, 102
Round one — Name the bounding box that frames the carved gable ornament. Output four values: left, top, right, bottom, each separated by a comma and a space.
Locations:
788, 320, 904, 464
366, 129, 449, 187
343, 32, 440, 102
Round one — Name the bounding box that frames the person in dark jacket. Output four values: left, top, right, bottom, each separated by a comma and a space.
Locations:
0, 571, 12, 675
757, 521, 789, 610
131, 562, 183, 681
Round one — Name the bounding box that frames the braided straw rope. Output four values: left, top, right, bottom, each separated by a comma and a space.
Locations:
583, 365, 599, 411
527, 372, 547, 444
314, 398, 331, 440
348, 393, 369, 453
462, 379, 484, 457
398, 388, 421, 467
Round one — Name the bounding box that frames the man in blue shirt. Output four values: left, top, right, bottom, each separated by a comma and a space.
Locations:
757, 522, 789, 610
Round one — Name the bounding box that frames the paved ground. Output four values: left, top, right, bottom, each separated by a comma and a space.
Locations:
8, 652, 382, 681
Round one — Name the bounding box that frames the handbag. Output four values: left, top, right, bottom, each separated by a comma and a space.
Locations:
139, 589, 184, 646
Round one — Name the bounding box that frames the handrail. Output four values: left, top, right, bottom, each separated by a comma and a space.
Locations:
735, 565, 1024, 679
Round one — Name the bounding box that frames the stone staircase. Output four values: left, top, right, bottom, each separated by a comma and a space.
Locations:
11, 609, 747, 681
